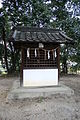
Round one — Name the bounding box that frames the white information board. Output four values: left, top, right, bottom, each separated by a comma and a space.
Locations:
23, 69, 58, 87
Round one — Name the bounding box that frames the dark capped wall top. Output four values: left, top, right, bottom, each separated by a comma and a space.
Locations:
9, 26, 74, 44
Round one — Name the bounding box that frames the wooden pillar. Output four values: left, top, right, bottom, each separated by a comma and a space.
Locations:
20, 48, 25, 86
56, 45, 60, 81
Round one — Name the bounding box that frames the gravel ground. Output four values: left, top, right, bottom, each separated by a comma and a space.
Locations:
0, 75, 80, 120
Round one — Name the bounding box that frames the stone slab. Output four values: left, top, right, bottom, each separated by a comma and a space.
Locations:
6, 80, 74, 100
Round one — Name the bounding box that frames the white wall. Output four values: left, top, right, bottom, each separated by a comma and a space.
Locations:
23, 69, 58, 87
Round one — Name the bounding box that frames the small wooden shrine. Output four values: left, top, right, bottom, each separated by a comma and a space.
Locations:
9, 26, 73, 87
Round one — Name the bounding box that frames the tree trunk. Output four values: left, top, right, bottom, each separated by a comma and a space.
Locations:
62, 58, 68, 74
62, 45, 68, 74
9, 41, 20, 73
9, 41, 16, 72
2, 27, 9, 73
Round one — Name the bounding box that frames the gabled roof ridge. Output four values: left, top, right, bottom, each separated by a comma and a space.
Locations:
14, 26, 60, 32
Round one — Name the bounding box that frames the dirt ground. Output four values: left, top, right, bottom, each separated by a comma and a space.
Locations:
0, 75, 80, 120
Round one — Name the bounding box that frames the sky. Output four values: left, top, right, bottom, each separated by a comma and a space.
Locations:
0, 0, 2, 8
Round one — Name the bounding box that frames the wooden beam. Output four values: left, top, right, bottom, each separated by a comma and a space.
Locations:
56, 45, 60, 81
13, 42, 60, 49
20, 48, 25, 86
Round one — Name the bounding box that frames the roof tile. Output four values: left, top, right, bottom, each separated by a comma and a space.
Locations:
9, 26, 74, 44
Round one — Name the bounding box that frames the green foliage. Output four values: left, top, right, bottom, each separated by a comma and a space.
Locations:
2, 0, 51, 27
0, 0, 80, 74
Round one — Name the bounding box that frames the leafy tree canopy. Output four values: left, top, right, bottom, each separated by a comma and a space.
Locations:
0, 0, 80, 73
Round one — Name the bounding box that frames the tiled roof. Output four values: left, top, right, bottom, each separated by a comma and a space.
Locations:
9, 26, 73, 44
